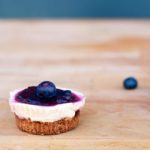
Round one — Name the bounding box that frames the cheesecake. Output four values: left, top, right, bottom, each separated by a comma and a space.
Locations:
9, 81, 86, 135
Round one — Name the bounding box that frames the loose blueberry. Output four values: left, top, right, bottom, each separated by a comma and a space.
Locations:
123, 77, 138, 90
36, 81, 56, 98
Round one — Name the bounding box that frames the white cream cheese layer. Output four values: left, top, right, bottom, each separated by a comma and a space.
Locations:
9, 88, 86, 122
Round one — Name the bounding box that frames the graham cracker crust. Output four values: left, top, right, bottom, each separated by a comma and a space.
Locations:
15, 110, 80, 135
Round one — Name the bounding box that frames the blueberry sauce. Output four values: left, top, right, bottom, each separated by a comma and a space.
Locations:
15, 86, 81, 106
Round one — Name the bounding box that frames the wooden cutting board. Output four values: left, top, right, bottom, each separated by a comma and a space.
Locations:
0, 20, 150, 149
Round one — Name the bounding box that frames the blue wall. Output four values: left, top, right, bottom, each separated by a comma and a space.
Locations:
0, 0, 150, 18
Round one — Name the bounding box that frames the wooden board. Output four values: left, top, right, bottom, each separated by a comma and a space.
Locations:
0, 20, 150, 149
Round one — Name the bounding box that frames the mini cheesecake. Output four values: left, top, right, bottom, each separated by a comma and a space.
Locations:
9, 81, 86, 135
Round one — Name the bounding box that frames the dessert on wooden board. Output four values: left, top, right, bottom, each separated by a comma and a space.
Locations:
9, 81, 86, 135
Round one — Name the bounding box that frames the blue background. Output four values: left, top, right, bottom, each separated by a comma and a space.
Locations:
0, 0, 150, 18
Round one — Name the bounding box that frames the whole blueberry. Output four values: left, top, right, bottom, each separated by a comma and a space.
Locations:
56, 89, 64, 96
123, 77, 138, 90
64, 90, 72, 96
63, 90, 72, 100
36, 81, 56, 98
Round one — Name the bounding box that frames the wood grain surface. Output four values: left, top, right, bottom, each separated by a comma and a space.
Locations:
0, 20, 150, 149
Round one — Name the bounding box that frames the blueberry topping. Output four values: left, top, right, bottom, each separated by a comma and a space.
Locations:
36, 81, 56, 98
56, 89, 65, 96
28, 100, 41, 105
64, 90, 72, 95
56, 99, 68, 104
63, 90, 72, 100
123, 77, 138, 90
16, 83, 80, 106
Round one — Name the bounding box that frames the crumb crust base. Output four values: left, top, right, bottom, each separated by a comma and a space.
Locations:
15, 110, 80, 135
